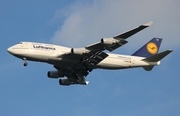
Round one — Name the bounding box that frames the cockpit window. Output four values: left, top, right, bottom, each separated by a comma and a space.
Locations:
18, 42, 22, 44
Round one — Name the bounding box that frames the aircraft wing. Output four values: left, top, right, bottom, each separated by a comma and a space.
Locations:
86, 21, 153, 52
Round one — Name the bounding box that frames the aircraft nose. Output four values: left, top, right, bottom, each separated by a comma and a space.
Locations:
7, 47, 13, 54
7, 47, 11, 53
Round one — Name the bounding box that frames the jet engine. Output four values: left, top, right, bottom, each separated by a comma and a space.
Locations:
59, 79, 71, 86
47, 71, 64, 78
101, 38, 120, 46
71, 48, 90, 55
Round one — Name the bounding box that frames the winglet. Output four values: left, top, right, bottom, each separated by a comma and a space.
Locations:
143, 21, 153, 26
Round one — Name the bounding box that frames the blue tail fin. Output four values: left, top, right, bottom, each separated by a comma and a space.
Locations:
132, 38, 162, 57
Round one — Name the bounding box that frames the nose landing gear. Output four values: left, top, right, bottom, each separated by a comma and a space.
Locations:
23, 58, 28, 66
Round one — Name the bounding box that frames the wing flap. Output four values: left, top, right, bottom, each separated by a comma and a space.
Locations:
84, 51, 108, 66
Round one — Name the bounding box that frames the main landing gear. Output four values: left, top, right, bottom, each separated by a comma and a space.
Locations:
23, 58, 28, 66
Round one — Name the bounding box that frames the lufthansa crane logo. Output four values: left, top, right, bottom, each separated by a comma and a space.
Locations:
146, 42, 158, 54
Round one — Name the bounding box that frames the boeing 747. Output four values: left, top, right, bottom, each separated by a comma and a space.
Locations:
7, 22, 173, 86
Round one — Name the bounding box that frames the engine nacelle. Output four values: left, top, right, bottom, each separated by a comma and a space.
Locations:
71, 48, 90, 55
101, 38, 120, 46
47, 71, 64, 78
59, 79, 71, 86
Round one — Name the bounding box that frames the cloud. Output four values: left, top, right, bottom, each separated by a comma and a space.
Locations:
50, 0, 180, 50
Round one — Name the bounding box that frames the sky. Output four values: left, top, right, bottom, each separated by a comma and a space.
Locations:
0, 0, 180, 116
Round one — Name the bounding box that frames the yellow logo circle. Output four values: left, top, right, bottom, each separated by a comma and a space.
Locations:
146, 42, 158, 54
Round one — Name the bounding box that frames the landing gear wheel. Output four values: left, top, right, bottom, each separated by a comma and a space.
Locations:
23, 58, 28, 67
24, 62, 28, 66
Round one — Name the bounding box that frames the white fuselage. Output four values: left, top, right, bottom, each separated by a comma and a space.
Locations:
7, 42, 160, 69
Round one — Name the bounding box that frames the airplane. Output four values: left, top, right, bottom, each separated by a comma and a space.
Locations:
7, 21, 173, 86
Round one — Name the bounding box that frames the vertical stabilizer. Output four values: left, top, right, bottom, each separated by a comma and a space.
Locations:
132, 38, 162, 57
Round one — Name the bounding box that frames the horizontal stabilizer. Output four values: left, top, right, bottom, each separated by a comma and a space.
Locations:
142, 49, 173, 62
